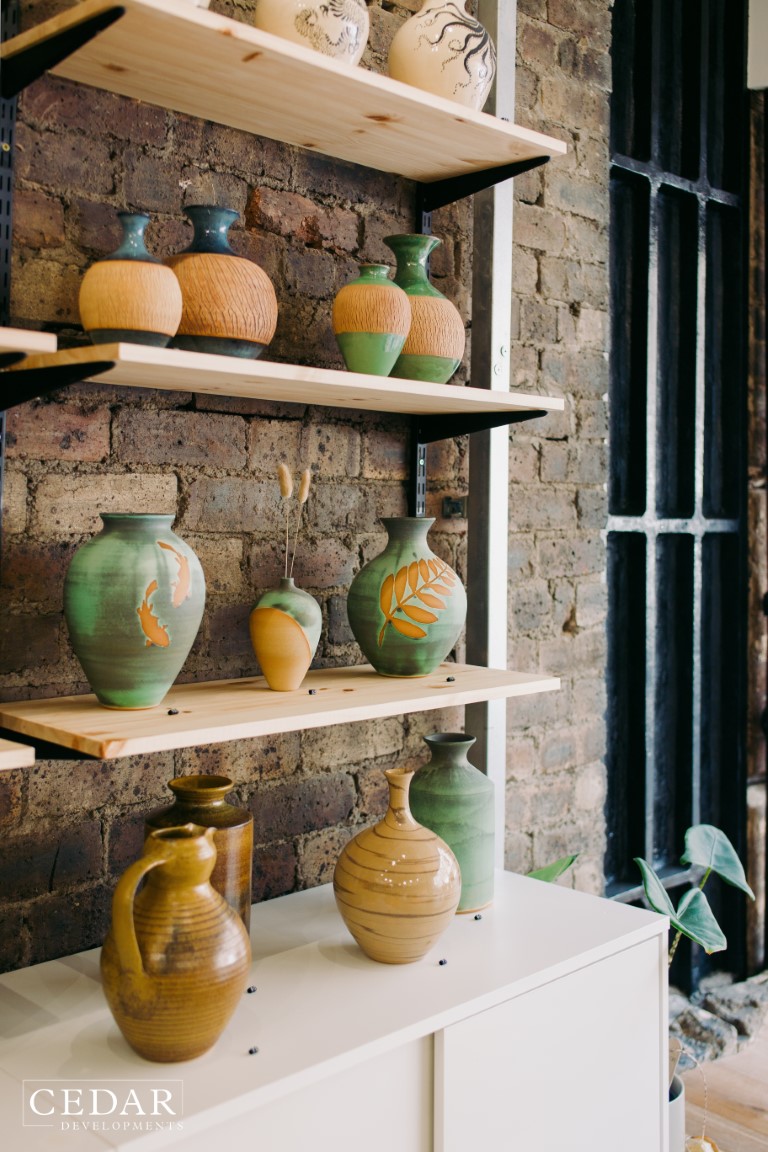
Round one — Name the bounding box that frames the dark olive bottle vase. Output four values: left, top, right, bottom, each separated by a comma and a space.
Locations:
145, 775, 253, 930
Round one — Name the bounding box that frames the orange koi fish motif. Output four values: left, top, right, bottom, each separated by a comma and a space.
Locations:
157, 540, 191, 608
137, 579, 171, 648
378, 557, 456, 646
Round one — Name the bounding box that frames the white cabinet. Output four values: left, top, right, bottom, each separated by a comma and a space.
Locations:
0, 871, 668, 1152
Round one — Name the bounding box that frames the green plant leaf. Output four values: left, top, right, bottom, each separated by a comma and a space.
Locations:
681, 825, 755, 899
527, 854, 578, 883
674, 888, 727, 954
634, 858, 677, 917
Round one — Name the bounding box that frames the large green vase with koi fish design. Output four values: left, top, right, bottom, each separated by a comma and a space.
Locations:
346, 517, 466, 677
64, 514, 205, 709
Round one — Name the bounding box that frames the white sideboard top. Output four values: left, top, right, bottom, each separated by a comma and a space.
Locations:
0, 871, 667, 1150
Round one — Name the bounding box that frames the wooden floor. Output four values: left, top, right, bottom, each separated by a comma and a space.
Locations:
682, 1019, 768, 1150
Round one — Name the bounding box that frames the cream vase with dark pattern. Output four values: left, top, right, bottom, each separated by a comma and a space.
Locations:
252, 0, 369, 65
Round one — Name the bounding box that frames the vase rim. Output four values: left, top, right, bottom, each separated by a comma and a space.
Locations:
380, 516, 435, 526
183, 204, 239, 220
99, 513, 175, 523
169, 774, 234, 799
117, 210, 150, 222
424, 732, 476, 746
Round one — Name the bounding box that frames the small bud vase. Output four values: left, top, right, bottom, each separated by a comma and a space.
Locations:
409, 733, 495, 913
145, 775, 254, 930
388, 0, 497, 111
384, 234, 465, 384
78, 212, 183, 347
249, 576, 322, 691
333, 766, 461, 963
346, 516, 467, 677
63, 513, 206, 710
252, 0, 369, 65
101, 825, 251, 1063
332, 263, 412, 376
166, 205, 278, 358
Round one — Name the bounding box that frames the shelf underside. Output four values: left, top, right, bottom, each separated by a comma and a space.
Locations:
7, 344, 565, 417
0, 664, 560, 760
1, 0, 566, 183
0, 738, 35, 770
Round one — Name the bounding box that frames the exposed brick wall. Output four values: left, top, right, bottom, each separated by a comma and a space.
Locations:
0, 0, 611, 971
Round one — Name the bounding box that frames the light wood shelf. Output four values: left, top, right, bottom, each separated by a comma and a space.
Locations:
0, 738, 34, 770
0, 664, 559, 760
0, 0, 567, 183
0, 327, 56, 355
12, 344, 565, 417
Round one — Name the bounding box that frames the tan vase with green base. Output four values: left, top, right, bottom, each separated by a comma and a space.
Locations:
332, 263, 411, 376
333, 766, 461, 963
249, 576, 322, 690
346, 516, 467, 677
384, 234, 465, 384
101, 825, 251, 1063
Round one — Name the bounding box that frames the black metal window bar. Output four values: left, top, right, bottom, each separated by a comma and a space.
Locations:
606, 0, 750, 985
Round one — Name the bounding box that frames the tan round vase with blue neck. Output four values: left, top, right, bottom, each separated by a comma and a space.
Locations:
384, 234, 465, 384
332, 263, 411, 376
63, 514, 205, 709
346, 517, 466, 677
249, 576, 322, 691
166, 205, 278, 358
409, 733, 495, 913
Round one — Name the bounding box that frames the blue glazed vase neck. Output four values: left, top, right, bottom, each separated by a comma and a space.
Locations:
105, 213, 158, 264
182, 205, 238, 256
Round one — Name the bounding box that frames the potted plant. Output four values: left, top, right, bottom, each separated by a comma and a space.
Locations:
635, 825, 755, 1152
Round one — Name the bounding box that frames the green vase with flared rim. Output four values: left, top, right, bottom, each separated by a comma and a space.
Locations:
332, 263, 411, 376
384, 234, 465, 384
409, 732, 495, 913
346, 516, 467, 677
63, 513, 206, 709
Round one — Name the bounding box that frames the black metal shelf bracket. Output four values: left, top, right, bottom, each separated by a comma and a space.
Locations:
0, 7, 126, 99
0, 361, 117, 411
416, 155, 549, 215
0, 726, 98, 761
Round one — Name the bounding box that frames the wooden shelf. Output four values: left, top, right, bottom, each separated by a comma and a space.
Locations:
0, 738, 34, 770
11, 344, 565, 418
0, 0, 567, 183
0, 326, 56, 355
0, 664, 560, 760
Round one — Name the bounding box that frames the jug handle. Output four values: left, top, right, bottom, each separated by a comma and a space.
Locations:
110, 854, 164, 976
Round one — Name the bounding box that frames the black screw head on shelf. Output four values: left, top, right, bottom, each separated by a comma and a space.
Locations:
438, 958, 448, 966
248, 1046, 260, 1055
446, 676, 455, 683
246, 986, 257, 994
167, 708, 179, 715
308, 688, 316, 695
474, 913, 482, 921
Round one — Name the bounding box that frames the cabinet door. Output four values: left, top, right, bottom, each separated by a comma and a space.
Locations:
435, 937, 665, 1152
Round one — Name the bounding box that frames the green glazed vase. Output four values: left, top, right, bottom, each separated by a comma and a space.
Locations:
332, 263, 411, 376
249, 576, 322, 691
409, 733, 495, 913
384, 234, 466, 384
64, 514, 206, 709
346, 517, 467, 677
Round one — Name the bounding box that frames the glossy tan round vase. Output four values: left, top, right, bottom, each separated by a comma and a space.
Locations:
253, 0, 369, 65
79, 212, 183, 347
145, 775, 253, 930
101, 825, 251, 1063
332, 263, 411, 376
167, 205, 278, 358
385, 234, 465, 384
388, 0, 497, 110
249, 577, 322, 691
333, 767, 461, 964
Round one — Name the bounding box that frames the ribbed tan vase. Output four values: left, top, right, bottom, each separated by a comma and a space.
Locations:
101, 825, 251, 1062
166, 205, 278, 358
333, 767, 461, 963
384, 234, 465, 384
332, 263, 411, 375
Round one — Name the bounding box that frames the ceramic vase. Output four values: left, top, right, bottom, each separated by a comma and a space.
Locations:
101, 825, 251, 1062
333, 766, 461, 963
63, 513, 205, 710
249, 576, 322, 691
409, 733, 494, 912
166, 205, 278, 358
388, 0, 497, 110
384, 234, 465, 384
252, 0, 369, 65
332, 263, 411, 376
145, 775, 253, 930
78, 212, 183, 347
346, 516, 466, 677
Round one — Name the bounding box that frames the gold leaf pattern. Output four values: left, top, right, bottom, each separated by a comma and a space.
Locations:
377, 556, 456, 646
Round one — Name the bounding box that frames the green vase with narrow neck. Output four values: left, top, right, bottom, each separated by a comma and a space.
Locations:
409, 732, 495, 912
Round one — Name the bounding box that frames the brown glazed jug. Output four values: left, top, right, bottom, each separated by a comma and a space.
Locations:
145, 775, 253, 930
101, 825, 251, 1062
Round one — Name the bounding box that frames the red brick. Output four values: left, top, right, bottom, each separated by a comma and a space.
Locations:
13, 189, 65, 249
27, 754, 175, 820
0, 905, 29, 973
247, 417, 303, 475
182, 478, 279, 533
0, 771, 24, 830
106, 810, 149, 876
21, 74, 167, 144
0, 820, 103, 900
114, 409, 247, 469
1, 539, 76, 611
123, 148, 183, 213
15, 124, 114, 195
283, 246, 336, 299
27, 885, 112, 965
250, 774, 356, 840
0, 614, 61, 673
6, 402, 110, 462
252, 839, 297, 902
11, 256, 81, 324
175, 733, 301, 782
298, 826, 351, 887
